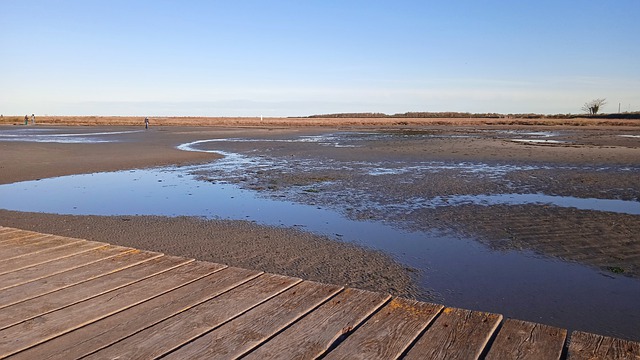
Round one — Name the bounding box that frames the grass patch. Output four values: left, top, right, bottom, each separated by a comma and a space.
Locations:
607, 266, 625, 274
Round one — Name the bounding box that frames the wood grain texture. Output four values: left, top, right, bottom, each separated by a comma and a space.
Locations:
0, 255, 188, 330
0, 241, 112, 280
403, 307, 502, 360
0, 249, 162, 310
165, 280, 343, 359
486, 319, 566, 360
0, 236, 81, 261
13, 266, 260, 360
324, 298, 444, 360
568, 331, 640, 360
0, 231, 46, 244
0, 227, 21, 241
0, 232, 60, 246
2, 228, 638, 360
0, 261, 222, 358
244, 287, 391, 360
0, 245, 133, 290
84, 273, 301, 360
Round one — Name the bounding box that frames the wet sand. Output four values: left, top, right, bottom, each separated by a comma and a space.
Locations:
195, 127, 639, 277
0, 126, 426, 298
1, 122, 639, 304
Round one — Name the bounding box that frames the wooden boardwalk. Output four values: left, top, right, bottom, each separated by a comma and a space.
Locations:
0, 226, 638, 359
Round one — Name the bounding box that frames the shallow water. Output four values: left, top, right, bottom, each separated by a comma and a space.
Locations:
417, 193, 640, 215
1, 128, 639, 341
1, 162, 639, 340
510, 139, 566, 145
0, 128, 142, 143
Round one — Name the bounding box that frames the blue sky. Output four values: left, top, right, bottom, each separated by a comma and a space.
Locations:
1, 0, 639, 116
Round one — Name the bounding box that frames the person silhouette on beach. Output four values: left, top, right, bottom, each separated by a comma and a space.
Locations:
144, 117, 149, 129
24, 115, 28, 125
31, 114, 35, 125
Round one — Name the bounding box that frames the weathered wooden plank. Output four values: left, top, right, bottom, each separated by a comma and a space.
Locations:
403, 307, 502, 360
0, 254, 187, 330
244, 288, 391, 360
0, 232, 41, 244
568, 331, 640, 359
485, 319, 566, 360
0, 241, 112, 279
0, 261, 225, 359
0, 249, 161, 310
0, 236, 82, 261
84, 273, 301, 360
14, 266, 259, 360
2, 228, 637, 360
324, 298, 444, 360
0, 227, 21, 240
166, 280, 343, 359
0, 244, 126, 290
0, 232, 58, 246
0, 231, 43, 244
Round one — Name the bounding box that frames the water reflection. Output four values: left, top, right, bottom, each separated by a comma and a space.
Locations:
0, 164, 639, 340
0, 128, 142, 143
416, 193, 640, 215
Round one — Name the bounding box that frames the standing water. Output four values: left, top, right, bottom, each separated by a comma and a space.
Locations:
0, 128, 639, 341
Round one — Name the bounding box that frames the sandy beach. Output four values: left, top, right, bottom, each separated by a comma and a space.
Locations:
1, 118, 639, 339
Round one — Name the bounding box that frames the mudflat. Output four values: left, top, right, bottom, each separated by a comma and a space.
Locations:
0, 125, 426, 298
1, 119, 639, 339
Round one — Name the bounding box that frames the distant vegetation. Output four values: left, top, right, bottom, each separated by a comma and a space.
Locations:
306, 111, 640, 119
1, 112, 638, 127
581, 98, 607, 115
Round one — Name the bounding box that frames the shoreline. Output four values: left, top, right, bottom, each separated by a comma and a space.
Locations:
0, 210, 424, 300
0, 125, 428, 299
2, 115, 640, 128
1, 123, 639, 341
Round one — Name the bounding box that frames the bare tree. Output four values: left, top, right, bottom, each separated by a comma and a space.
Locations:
581, 98, 607, 115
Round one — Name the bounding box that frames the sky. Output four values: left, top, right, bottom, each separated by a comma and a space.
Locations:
1, 0, 639, 117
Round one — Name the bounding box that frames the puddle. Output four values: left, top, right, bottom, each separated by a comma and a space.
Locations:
1, 129, 639, 340
0, 128, 143, 143
180, 139, 558, 180
489, 129, 570, 145
0, 164, 639, 340
510, 139, 567, 145
497, 130, 559, 137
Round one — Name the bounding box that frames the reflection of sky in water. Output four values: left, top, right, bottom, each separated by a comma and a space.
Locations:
495, 130, 559, 137
415, 194, 640, 215
181, 139, 546, 179
510, 139, 566, 144
0, 128, 143, 143
1, 130, 639, 339
180, 138, 639, 181
1, 160, 639, 339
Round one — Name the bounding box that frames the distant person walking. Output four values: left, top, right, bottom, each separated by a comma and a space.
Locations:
144, 117, 149, 129
24, 115, 28, 125
31, 114, 36, 125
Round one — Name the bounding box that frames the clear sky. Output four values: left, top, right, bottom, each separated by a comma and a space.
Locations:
2, 0, 639, 117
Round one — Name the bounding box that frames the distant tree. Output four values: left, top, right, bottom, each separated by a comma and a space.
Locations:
581, 98, 607, 115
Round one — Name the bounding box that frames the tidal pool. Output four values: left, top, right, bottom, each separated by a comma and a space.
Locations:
0, 128, 142, 143
1, 161, 639, 341
2, 128, 639, 340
